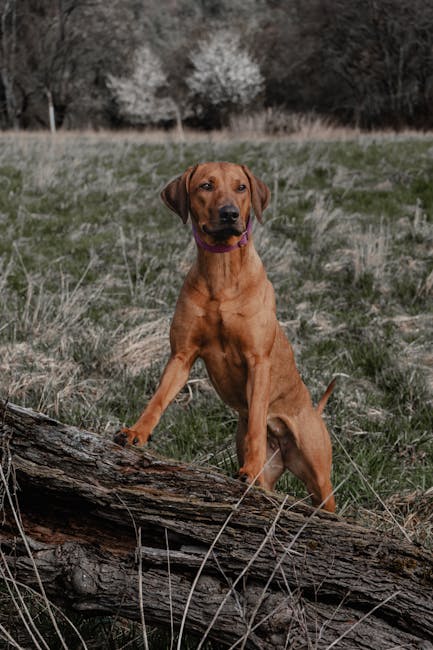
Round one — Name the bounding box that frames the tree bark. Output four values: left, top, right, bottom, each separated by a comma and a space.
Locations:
0, 400, 432, 649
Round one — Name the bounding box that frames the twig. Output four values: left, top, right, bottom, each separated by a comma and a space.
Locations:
177, 461, 269, 650
333, 433, 412, 543
325, 591, 402, 650
137, 527, 150, 650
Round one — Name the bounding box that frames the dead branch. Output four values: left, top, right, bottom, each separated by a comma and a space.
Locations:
1, 400, 432, 648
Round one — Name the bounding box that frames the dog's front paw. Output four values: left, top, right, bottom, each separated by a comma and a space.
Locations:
114, 428, 148, 447
238, 465, 264, 487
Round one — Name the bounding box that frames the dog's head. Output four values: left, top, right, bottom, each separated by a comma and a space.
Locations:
161, 162, 270, 244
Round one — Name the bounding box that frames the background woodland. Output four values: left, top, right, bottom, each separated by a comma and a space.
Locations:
2, 0, 433, 132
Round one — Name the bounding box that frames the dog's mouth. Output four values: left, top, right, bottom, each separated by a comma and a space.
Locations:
202, 224, 244, 241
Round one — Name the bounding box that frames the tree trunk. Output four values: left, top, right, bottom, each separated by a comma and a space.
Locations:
1, 0, 19, 129
0, 400, 432, 649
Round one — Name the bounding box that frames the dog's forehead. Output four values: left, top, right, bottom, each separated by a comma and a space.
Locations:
192, 162, 248, 185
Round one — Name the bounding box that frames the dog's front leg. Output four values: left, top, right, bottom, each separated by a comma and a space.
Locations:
238, 358, 271, 487
115, 352, 195, 446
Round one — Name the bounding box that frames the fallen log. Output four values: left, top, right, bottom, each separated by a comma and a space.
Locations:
0, 400, 432, 649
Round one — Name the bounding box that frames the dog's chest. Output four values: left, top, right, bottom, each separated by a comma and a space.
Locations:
199, 305, 249, 409
200, 303, 246, 363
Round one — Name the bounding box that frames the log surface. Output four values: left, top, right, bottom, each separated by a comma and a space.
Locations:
1, 400, 432, 649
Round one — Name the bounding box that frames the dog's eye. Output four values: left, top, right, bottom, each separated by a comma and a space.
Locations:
199, 182, 213, 191
237, 184, 247, 192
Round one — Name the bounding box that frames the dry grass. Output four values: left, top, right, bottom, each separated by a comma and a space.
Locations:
352, 219, 390, 284
4, 118, 433, 147
353, 488, 433, 546
0, 130, 432, 648
111, 317, 170, 376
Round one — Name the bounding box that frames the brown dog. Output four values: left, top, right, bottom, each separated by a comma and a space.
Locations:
115, 162, 335, 512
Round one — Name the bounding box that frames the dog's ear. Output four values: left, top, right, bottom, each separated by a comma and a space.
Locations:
160, 165, 198, 224
241, 165, 270, 223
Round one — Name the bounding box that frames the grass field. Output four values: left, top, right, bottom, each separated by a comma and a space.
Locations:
0, 131, 432, 648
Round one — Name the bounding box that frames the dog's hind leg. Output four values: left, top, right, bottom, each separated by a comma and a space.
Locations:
271, 411, 335, 512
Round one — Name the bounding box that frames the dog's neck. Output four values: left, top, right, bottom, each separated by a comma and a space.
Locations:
192, 238, 264, 301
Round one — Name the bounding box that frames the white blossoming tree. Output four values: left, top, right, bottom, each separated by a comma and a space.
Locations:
107, 46, 176, 126
187, 31, 264, 127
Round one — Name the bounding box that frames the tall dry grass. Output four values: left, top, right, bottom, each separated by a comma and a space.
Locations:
0, 131, 432, 647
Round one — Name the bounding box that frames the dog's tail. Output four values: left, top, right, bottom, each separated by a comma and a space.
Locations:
317, 378, 337, 415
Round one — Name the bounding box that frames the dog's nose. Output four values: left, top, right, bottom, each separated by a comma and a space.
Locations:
219, 205, 239, 224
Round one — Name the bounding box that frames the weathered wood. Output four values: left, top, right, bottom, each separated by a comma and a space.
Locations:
1, 400, 432, 649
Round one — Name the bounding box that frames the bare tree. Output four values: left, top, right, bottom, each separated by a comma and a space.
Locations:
0, 0, 140, 129
267, 0, 433, 129
0, 0, 18, 128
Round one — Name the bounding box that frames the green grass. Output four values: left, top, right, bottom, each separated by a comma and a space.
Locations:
0, 132, 432, 647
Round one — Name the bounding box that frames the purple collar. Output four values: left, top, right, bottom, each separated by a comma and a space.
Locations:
192, 217, 252, 253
